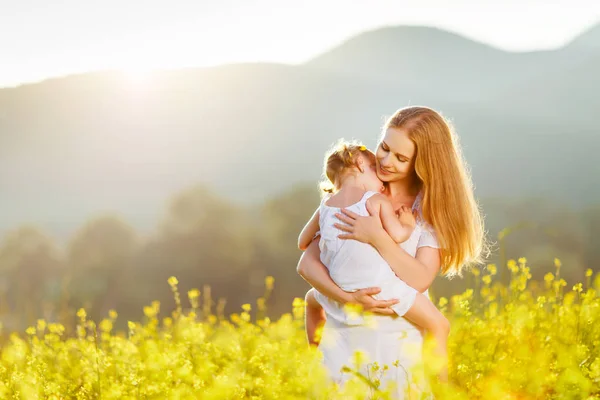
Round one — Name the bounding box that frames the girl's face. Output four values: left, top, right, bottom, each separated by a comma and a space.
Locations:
375, 127, 416, 183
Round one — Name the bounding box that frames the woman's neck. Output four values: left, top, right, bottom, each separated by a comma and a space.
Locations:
386, 178, 421, 199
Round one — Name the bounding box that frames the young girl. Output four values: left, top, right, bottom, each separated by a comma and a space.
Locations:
298, 139, 450, 380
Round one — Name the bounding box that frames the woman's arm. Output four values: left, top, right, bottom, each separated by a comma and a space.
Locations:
298, 207, 320, 251
371, 232, 441, 292
334, 202, 441, 293
297, 240, 352, 303
297, 239, 400, 314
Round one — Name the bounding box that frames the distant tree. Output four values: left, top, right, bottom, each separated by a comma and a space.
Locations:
480, 197, 588, 282
0, 226, 62, 326
261, 183, 320, 258
67, 215, 137, 318
257, 184, 321, 312
582, 204, 600, 273
127, 185, 256, 315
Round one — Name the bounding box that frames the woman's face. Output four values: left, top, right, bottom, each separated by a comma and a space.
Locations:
375, 127, 416, 182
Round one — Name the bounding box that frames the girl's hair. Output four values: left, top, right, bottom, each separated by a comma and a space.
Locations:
384, 106, 488, 276
319, 139, 376, 194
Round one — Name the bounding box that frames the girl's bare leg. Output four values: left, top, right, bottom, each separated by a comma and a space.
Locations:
403, 293, 450, 382
305, 288, 327, 346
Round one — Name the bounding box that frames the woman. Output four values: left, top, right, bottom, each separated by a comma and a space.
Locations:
297, 106, 486, 397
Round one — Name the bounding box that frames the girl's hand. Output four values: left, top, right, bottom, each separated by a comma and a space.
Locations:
348, 287, 398, 315
397, 205, 417, 229
334, 200, 385, 244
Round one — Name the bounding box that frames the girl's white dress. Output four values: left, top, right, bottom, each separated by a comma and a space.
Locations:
313, 191, 440, 398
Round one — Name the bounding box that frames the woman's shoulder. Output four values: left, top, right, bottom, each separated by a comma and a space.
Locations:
411, 191, 423, 212
411, 191, 428, 227
412, 191, 439, 238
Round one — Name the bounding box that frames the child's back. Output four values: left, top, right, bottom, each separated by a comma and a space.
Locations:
319, 191, 398, 291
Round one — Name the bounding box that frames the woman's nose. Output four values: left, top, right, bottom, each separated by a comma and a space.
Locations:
380, 154, 392, 168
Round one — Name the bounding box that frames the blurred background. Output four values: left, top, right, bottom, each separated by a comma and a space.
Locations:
1, 0, 599, 332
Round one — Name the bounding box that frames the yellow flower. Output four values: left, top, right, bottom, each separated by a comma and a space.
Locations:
518, 257, 527, 265
108, 309, 118, 320
144, 306, 156, 318
48, 323, 65, 335
36, 319, 46, 332
537, 296, 546, 305
586, 269, 593, 277
230, 313, 241, 324
99, 319, 113, 333
76, 325, 86, 338
257, 297, 266, 310
471, 268, 480, 277
76, 308, 87, 320
128, 321, 136, 330
292, 297, 304, 308
25, 327, 36, 336
188, 289, 200, 300
242, 303, 251, 312
554, 258, 562, 268
487, 264, 497, 276
544, 273, 554, 283
482, 275, 492, 285
343, 303, 364, 322
352, 350, 367, 366
359, 145, 367, 151
265, 276, 275, 290
438, 297, 448, 307
573, 283, 583, 293
168, 276, 179, 287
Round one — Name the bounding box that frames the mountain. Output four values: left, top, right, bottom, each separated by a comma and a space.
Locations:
1, 24, 599, 240
565, 23, 600, 52
306, 26, 588, 103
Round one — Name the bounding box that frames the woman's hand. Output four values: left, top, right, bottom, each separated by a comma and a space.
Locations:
334, 200, 386, 244
348, 287, 399, 315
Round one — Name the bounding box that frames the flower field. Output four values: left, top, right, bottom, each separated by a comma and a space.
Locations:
1, 259, 599, 399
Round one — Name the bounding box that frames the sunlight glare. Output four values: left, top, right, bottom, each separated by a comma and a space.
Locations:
119, 64, 156, 86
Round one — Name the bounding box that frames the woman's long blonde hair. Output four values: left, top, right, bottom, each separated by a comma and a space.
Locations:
385, 106, 487, 276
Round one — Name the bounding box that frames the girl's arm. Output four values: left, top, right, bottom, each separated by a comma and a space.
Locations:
297, 239, 400, 314
334, 203, 441, 292
298, 207, 320, 251
367, 195, 415, 244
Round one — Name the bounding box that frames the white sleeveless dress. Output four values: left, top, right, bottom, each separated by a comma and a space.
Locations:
319, 191, 420, 321
313, 191, 440, 398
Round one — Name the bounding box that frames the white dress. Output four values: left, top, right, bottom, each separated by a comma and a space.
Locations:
313, 192, 440, 398
318, 191, 420, 321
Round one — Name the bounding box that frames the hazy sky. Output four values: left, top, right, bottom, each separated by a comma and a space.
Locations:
2, 0, 599, 87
